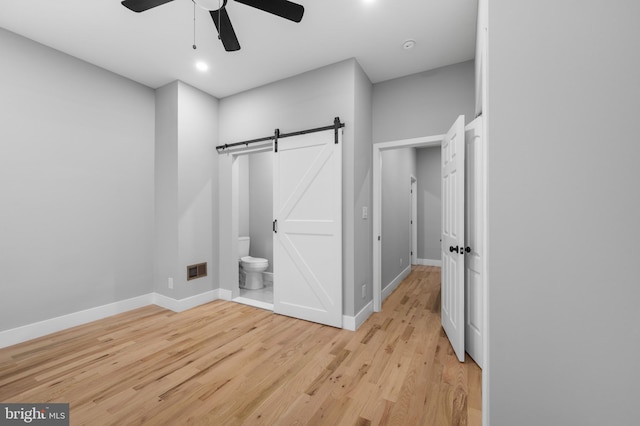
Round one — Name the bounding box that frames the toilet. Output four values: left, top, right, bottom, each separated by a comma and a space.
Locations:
238, 236, 269, 290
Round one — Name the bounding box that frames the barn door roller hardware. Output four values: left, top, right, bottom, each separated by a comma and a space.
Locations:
215, 117, 345, 152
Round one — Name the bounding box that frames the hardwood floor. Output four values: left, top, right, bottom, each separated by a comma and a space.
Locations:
0, 266, 481, 425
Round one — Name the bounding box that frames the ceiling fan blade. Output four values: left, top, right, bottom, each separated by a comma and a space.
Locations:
234, 0, 304, 23
210, 8, 241, 52
121, 0, 174, 13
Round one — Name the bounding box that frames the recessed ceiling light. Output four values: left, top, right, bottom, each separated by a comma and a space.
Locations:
402, 39, 416, 50
196, 61, 209, 72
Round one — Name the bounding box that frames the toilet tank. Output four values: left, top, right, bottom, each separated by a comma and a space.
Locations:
238, 237, 250, 258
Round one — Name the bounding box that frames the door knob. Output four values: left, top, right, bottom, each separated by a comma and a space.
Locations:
449, 245, 460, 253
465, 246, 471, 253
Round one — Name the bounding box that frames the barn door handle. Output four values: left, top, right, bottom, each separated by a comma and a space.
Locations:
273, 219, 278, 233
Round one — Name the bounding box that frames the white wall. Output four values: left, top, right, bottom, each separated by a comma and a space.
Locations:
155, 81, 219, 300
373, 60, 475, 143
416, 146, 441, 262
488, 1, 640, 424
380, 148, 416, 288
0, 28, 155, 330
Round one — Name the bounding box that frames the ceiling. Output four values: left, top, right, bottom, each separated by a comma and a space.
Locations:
0, 0, 478, 99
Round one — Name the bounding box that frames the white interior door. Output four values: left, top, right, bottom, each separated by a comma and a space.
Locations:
465, 117, 485, 368
273, 129, 342, 328
441, 115, 466, 362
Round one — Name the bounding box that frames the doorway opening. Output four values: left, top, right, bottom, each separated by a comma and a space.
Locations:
236, 150, 274, 309
410, 175, 417, 266
229, 143, 275, 311
373, 134, 444, 312
222, 126, 344, 328
372, 117, 487, 422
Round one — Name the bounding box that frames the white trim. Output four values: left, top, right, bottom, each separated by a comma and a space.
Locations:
218, 288, 233, 301
153, 290, 218, 313
342, 300, 373, 331
411, 175, 418, 266
373, 134, 444, 312
0, 290, 225, 349
382, 265, 411, 302
0, 294, 153, 349
416, 258, 442, 267
232, 296, 273, 311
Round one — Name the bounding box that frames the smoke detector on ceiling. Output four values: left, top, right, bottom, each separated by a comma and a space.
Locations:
402, 39, 416, 50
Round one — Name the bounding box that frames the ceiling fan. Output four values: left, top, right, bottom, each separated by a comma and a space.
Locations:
121, 0, 304, 52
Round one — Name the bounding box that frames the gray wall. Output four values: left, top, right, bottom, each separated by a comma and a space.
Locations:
155, 81, 219, 300
0, 28, 155, 331
238, 155, 250, 237
380, 148, 416, 289
248, 151, 273, 272
353, 63, 374, 314
155, 82, 179, 298
488, 1, 640, 424
416, 147, 441, 261
373, 60, 475, 143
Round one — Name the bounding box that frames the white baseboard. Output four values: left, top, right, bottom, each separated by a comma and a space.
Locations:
342, 300, 373, 331
0, 294, 153, 349
382, 265, 412, 302
417, 258, 442, 267
218, 288, 233, 301
153, 290, 218, 313
0, 290, 225, 349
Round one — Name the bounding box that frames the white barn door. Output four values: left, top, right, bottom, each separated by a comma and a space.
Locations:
273, 130, 342, 328
441, 115, 466, 362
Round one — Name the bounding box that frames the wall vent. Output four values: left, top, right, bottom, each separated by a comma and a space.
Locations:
187, 262, 207, 281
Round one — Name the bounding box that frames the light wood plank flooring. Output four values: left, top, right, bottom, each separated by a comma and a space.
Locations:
0, 266, 481, 425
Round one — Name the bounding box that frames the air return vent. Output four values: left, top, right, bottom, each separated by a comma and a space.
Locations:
186, 262, 207, 281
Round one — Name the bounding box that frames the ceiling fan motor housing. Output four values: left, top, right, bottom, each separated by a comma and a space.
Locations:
194, 0, 226, 11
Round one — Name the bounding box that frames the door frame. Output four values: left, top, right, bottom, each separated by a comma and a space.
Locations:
410, 175, 417, 266
224, 143, 273, 304
373, 134, 444, 312
372, 124, 489, 425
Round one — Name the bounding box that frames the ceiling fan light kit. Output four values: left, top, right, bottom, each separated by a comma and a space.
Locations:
121, 0, 304, 52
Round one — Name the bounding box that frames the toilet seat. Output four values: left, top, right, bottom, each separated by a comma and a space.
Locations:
240, 256, 268, 270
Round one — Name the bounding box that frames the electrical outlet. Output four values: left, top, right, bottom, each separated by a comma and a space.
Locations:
362, 284, 366, 299
168, 277, 174, 289
362, 206, 368, 219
